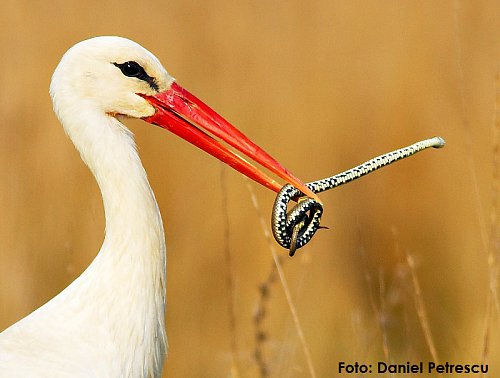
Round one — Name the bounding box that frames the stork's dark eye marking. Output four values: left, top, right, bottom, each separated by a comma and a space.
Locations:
113, 61, 159, 91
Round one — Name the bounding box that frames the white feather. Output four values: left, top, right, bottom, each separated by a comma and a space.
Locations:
0, 36, 174, 377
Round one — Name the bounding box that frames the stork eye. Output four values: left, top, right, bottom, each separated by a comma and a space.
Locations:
114, 61, 143, 77
113, 61, 159, 91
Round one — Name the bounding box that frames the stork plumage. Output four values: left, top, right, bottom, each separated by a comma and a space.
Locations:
0, 36, 314, 377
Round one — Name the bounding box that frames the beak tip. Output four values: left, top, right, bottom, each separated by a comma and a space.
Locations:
295, 184, 321, 204
309, 192, 322, 204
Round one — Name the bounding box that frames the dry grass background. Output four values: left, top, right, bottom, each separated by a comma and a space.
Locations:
0, 1, 498, 377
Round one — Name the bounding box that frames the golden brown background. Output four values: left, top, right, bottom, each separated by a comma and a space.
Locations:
0, 1, 498, 377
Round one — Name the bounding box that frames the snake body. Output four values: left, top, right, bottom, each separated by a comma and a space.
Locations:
271, 136, 445, 255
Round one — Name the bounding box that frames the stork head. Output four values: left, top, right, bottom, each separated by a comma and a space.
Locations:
50, 36, 319, 201
50, 36, 171, 119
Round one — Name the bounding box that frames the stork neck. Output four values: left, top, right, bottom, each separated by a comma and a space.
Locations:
61, 108, 166, 289
66, 111, 163, 240
59, 109, 167, 373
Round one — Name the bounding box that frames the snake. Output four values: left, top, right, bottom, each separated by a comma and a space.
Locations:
271, 136, 445, 256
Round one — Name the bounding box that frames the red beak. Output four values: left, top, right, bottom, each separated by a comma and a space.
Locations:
140, 82, 320, 203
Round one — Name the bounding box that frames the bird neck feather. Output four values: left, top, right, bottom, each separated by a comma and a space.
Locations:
61, 108, 167, 376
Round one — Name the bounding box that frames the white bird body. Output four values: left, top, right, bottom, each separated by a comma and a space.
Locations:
0, 37, 169, 377
0, 36, 312, 377
0, 119, 167, 377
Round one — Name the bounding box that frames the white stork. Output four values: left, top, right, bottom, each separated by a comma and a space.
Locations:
0, 36, 316, 377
